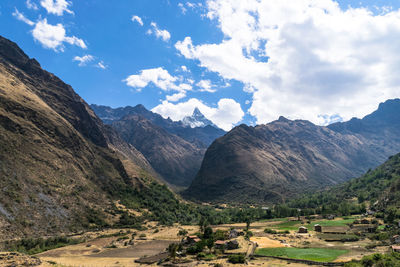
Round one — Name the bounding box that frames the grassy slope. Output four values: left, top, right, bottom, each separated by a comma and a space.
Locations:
256, 247, 348, 262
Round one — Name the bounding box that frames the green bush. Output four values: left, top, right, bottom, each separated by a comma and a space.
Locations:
228, 254, 246, 264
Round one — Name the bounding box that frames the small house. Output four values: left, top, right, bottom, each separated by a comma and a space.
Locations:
392, 245, 400, 253
314, 224, 322, 232
392, 235, 400, 244
214, 240, 226, 249
226, 240, 239, 250
298, 226, 308, 233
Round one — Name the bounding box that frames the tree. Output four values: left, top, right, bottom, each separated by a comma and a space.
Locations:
204, 226, 213, 239
206, 238, 214, 253
168, 243, 179, 261
177, 229, 188, 237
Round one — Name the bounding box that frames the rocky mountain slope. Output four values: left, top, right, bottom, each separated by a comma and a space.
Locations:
110, 115, 204, 187
90, 104, 225, 147
0, 36, 159, 240
185, 101, 400, 204
90, 104, 226, 187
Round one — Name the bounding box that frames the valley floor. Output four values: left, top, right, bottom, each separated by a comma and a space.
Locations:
0, 216, 393, 267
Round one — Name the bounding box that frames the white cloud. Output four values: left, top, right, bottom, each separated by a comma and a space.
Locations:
178, 3, 187, 14
131, 15, 143, 26
96, 61, 106, 69
123, 67, 191, 93
181, 65, 189, 72
26, 0, 39, 10
196, 79, 216, 93
178, 2, 203, 14
40, 0, 73, 16
152, 98, 244, 131
176, 0, 400, 126
32, 19, 86, 51
166, 92, 187, 102
12, 8, 35, 26
73, 55, 94, 66
147, 22, 170, 42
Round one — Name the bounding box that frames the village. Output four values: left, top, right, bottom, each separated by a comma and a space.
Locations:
4, 212, 398, 267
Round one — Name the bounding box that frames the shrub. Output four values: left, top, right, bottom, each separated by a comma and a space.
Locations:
264, 228, 277, 234
228, 254, 246, 264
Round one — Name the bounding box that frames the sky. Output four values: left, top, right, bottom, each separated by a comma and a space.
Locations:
1, 0, 400, 130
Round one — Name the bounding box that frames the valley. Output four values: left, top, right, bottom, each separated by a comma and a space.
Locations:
1, 31, 400, 267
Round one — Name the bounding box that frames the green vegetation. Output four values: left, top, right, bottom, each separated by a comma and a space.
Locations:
273, 220, 301, 230
344, 252, 400, 266
309, 218, 355, 227
228, 254, 246, 264
256, 247, 348, 262
4, 236, 83, 255
264, 228, 290, 234
317, 233, 359, 242
287, 154, 400, 222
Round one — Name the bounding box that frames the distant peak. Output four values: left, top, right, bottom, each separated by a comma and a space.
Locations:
278, 116, 290, 122
181, 108, 218, 129
193, 107, 202, 116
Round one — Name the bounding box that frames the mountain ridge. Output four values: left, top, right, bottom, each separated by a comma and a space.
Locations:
185, 99, 400, 204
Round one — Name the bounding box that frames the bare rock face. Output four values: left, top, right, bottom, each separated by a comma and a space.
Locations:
91, 104, 226, 187
0, 36, 153, 239
185, 100, 400, 204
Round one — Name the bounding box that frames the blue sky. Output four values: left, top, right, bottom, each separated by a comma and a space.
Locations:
1, 0, 400, 130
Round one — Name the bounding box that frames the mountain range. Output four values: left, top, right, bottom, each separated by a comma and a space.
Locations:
184, 100, 400, 204
90, 104, 225, 187
1, 33, 400, 243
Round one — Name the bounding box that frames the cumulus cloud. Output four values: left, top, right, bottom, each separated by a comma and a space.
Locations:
176, 0, 400, 125
26, 0, 39, 10
166, 91, 187, 102
123, 67, 191, 93
131, 15, 143, 26
32, 19, 86, 51
73, 55, 94, 66
12, 8, 35, 26
196, 80, 216, 93
152, 98, 244, 131
147, 22, 170, 42
40, 0, 73, 16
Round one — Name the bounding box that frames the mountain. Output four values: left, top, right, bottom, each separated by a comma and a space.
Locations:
90, 104, 225, 147
185, 101, 400, 204
0, 35, 165, 240
291, 152, 400, 216
110, 115, 204, 187
182, 107, 217, 128
90, 104, 226, 187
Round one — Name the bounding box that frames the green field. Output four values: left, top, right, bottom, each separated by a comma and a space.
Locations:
271, 218, 355, 231
308, 218, 355, 227
273, 220, 301, 230
255, 247, 348, 262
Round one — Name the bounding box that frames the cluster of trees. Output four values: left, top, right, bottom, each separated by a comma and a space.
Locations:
5, 236, 83, 255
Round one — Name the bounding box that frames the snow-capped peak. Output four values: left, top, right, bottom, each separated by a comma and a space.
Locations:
181, 108, 217, 128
